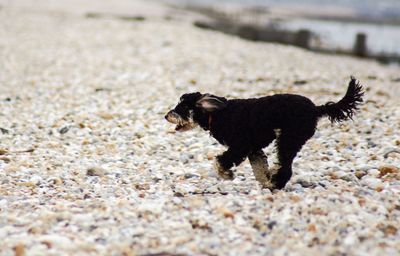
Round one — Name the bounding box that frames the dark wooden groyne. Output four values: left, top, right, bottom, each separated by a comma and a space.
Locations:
194, 20, 313, 49
190, 6, 400, 65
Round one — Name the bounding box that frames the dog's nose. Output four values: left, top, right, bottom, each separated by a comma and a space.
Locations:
165, 111, 171, 120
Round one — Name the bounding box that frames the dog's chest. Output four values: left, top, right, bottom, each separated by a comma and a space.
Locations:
209, 122, 239, 147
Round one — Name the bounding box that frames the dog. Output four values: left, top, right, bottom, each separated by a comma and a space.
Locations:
165, 77, 364, 190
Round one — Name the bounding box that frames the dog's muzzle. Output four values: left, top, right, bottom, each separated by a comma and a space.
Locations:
165, 110, 194, 132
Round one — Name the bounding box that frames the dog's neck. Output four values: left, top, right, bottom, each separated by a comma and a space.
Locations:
208, 114, 213, 131
194, 111, 214, 132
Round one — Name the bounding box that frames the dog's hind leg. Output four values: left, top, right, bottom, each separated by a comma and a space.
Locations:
215, 148, 249, 180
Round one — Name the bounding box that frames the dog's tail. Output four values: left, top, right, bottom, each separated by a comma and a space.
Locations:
316, 76, 364, 123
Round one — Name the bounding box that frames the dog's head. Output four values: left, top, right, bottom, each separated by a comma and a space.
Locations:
165, 92, 227, 132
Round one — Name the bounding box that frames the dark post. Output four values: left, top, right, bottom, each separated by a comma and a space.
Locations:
294, 29, 311, 49
354, 33, 367, 57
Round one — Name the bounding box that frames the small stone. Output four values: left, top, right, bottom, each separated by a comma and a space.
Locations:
59, 126, 69, 134
173, 191, 184, 197
86, 167, 106, 176
317, 180, 330, 188
253, 219, 268, 232
289, 194, 301, 202
358, 197, 366, 207
0, 156, 11, 163
152, 173, 164, 182
13, 243, 25, 256
39, 235, 72, 249
217, 207, 234, 219
98, 112, 114, 120
286, 183, 304, 193
308, 223, 317, 232
383, 225, 398, 236
355, 170, 367, 179
0, 127, 10, 134
330, 170, 346, 180
17, 182, 36, 187
361, 177, 383, 190
379, 165, 399, 177
267, 221, 277, 230
189, 143, 203, 150
30, 175, 43, 185
190, 219, 212, 231
184, 173, 199, 179
48, 177, 63, 185
4, 164, 19, 172
383, 148, 400, 158
296, 178, 314, 188
0, 149, 8, 155
341, 173, 358, 182
179, 155, 190, 164
27, 226, 43, 234
135, 183, 150, 190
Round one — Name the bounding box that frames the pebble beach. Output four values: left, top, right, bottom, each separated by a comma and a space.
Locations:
0, 0, 399, 255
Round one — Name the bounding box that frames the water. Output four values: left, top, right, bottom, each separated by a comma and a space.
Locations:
177, 0, 400, 19
283, 19, 400, 55
173, 0, 400, 55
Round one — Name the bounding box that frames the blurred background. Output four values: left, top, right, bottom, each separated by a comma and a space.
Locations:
165, 0, 400, 65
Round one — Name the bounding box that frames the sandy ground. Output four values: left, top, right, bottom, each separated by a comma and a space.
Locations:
0, 1, 399, 255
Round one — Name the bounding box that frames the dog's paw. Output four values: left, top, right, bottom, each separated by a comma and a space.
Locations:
259, 180, 277, 190
214, 159, 234, 180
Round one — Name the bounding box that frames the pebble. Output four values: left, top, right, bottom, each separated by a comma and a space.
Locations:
13, 244, 25, 256
59, 126, 70, 134
379, 165, 399, 177
295, 177, 314, 188
341, 173, 359, 183
47, 177, 63, 185
183, 173, 201, 179
355, 170, 367, 179
367, 169, 380, 177
361, 177, 384, 190
86, 167, 106, 177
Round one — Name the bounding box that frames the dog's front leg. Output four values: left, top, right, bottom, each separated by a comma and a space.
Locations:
248, 150, 275, 190
214, 148, 248, 180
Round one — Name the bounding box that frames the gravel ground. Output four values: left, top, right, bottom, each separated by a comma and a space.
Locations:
0, 1, 399, 255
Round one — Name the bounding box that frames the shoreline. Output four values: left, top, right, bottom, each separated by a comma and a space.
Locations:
168, 0, 400, 26
170, 0, 400, 62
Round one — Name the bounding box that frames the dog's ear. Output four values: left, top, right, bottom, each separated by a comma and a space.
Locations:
196, 94, 227, 112
180, 92, 202, 102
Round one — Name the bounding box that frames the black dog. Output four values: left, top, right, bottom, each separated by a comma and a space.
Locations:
165, 77, 364, 190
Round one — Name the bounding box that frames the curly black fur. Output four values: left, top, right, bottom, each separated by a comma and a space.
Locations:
165, 77, 364, 190
317, 76, 364, 122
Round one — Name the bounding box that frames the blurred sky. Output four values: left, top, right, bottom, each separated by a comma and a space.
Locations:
175, 0, 400, 19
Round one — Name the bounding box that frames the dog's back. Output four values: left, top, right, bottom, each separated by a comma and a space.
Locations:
225, 94, 318, 130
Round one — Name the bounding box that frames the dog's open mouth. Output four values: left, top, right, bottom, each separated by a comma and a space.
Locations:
175, 123, 192, 131
165, 111, 194, 132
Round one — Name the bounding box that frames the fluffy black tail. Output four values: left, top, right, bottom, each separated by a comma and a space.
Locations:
317, 76, 364, 123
